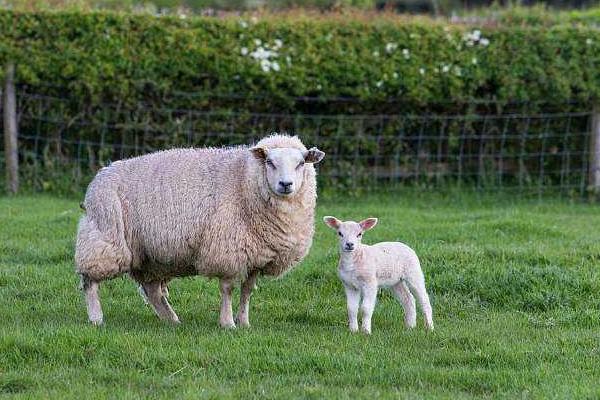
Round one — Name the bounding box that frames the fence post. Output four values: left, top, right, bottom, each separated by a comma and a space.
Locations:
590, 107, 600, 195
3, 62, 18, 194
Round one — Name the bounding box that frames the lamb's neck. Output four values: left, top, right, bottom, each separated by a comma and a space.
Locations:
339, 245, 366, 271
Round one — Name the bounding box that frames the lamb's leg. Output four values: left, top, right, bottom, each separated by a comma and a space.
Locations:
360, 283, 378, 335
343, 284, 361, 333
219, 279, 235, 328
405, 272, 434, 330
80, 275, 103, 326
237, 271, 258, 328
141, 281, 180, 324
392, 281, 417, 328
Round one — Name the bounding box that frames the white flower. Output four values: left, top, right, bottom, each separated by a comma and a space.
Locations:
419, 68, 425, 75
271, 61, 280, 72
373, 51, 380, 57
586, 38, 593, 45
179, 13, 187, 19
286, 56, 292, 65
239, 34, 245, 39
472, 30, 481, 40
240, 47, 248, 56
466, 40, 474, 47
260, 59, 271, 72
250, 47, 277, 60
409, 33, 419, 39
254, 38, 262, 46
385, 42, 398, 54
376, 80, 383, 88
392, 72, 399, 79
250, 16, 258, 24
472, 57, 478, 65
316, 84, 322, 90
480, 38, 490, 46
442, 64, 450, 73
239, 20, 248, 28
454, 66, 462, 76
274, 39, 283, 49
402, 48, 410, 59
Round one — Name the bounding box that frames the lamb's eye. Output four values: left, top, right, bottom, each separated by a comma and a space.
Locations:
296, 160, 305, 170
357, 233, 362, 237
266, 159, 276, 169
338, 232, 343, 237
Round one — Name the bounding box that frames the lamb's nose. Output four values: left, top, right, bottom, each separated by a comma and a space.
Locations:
345, 243, 354, 250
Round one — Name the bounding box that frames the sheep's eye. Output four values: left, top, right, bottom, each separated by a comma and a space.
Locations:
338, 232, 343, 237
296, 160, 305, 170
357, 233, 362, 237
266, 159, 276, 169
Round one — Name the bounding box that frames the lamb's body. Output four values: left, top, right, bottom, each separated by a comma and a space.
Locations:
324, 217, 433, 334
76, 135, 322, 326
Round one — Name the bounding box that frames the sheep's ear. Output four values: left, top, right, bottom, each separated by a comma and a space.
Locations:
323, 216, 341, 229
359, 218, 378, 231
250, 146, 268, 160
304, 147, 325, 164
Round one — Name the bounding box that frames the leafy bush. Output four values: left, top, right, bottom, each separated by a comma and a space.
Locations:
0, 10, 598, 194
1, 10, 599, 105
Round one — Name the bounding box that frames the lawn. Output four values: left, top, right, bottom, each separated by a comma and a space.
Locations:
1, 193, 600, 399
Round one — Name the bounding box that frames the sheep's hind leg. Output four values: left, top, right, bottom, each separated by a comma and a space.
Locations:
80, 275, 103, 326
141, 281, 180, 324
392, 281, 416, 328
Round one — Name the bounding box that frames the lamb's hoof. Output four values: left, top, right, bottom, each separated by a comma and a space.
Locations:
235, 315, 250, 328
349, 326, 359, 333
361, 328, 372, 335
89, 318, 103, 326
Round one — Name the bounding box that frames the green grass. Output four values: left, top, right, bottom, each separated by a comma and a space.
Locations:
1, 193, 600, 399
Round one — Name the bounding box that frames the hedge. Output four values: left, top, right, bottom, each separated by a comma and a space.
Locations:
0, 10, 599, 108
0, 10, 598, 195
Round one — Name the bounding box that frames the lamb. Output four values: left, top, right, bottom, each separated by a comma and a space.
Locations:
323, 216, 433, 334
75, 134, 325, 327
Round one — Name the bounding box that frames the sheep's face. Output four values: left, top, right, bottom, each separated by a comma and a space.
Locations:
251, 146, 324, 197
323, 216, 378, 253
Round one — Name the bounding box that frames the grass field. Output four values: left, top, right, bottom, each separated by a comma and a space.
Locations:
1, 193, 600, 399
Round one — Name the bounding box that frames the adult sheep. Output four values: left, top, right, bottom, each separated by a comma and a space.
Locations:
75, 134, 325, 327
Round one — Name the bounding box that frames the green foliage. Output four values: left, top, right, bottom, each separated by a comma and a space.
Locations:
0, 10, 599, 105
2, 193, 600, 397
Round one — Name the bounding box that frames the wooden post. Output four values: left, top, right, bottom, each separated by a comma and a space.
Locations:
3, 63, 18, 194
590, 108, 600, 194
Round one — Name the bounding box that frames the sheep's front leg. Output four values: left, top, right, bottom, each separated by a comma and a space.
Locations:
237, 271, 258, 328
219, 279, 236, 328
343, 284, 360, 333
360, 283, 378, 335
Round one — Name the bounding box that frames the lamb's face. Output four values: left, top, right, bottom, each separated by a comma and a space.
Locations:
251, 146, 325, 198
323, 216, 378, 252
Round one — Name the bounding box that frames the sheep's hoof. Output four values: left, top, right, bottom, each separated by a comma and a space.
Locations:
89, 318, 103, 326
220, 321, 236, 329
361, 328, 372, 335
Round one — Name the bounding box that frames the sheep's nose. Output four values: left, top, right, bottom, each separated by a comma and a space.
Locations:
345, 243, 354, 250
279, 181, 293, 191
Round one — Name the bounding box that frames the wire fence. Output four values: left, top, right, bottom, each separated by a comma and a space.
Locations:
1, 87, 598, 197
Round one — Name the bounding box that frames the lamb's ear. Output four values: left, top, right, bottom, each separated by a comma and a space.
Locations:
359, 218, 378, 231
304, 147, 325, 164
323, 216, 341, 229
250, 146, 268, 160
